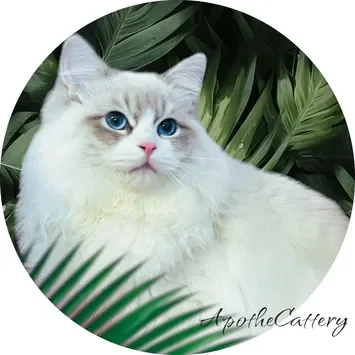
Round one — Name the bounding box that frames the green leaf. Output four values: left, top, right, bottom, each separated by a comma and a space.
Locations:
338, 200, 353, 217
100, 288, 187, 344
207, 5, 224, 28
208, 54, 257, 148
60, 256, 124, 316
226, 72, 274, 160
264, 53, 344, 170
19, 118, 41, 135
20, 242, 35, 265
335, 165, 355, 201
49, 249, 103, 305
199, 44, 222, 128
2, 200, 17, 242
19, 229, 250, 354
294, 52, 310, 110
0, 166, 16, 204
86, 1, 185, 55
185, 36, 213, 57
2, 6, 351, 354
1, 124, 39, 171
109, 5, 198, 69
256, 77, 280, 131
86, 2, 198, 70
263, 135, 291, 171
3, 200, 16, 220
120, 293, 193, 345
3, 112, 37, 149
30, 240, 58, 281
85, 275, 163, 334
27, 242, 247, 353
71, 262, 146, 325
166, 53, 181, 68
279, 158, 296, 175
276, 57, 298, 131
205, 18, 229, 55
38, 242, 83, 295
234, 12, 255, 45
247, 120, 281, 167
23, 54, 57, 104
127, 306, 211, 350
290, 124, 344, 150
117, 27, 193, 71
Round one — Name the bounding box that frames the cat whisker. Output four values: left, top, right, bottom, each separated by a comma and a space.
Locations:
170, 169, 220, 212
186, 156, 230, 161
167, 173, 195, 203
178, 162, 254, 190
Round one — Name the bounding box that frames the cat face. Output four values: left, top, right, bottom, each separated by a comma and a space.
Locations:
41, 34, 210, 189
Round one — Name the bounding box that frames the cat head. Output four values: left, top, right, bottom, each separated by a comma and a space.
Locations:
40, 34, 223, 191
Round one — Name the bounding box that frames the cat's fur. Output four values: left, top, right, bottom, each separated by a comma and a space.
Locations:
15, 34, 349, 341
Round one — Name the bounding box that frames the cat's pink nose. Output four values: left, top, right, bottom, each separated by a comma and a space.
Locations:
138, 142, 157, 157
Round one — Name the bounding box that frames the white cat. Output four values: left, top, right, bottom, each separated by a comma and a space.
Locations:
15, 34, 349, 343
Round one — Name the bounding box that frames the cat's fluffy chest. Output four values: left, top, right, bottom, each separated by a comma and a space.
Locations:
34, 188, 218, 287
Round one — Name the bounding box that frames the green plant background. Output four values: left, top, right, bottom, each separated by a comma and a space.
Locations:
1, 1, 354, 353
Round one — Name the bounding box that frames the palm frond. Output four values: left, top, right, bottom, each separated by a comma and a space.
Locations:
208, 53, 257, 148
264, 53, 345, 170
81, 1, 199, 70
335, 165, 355, 202
23, 53, 58, 105
19, 243, 246, 354
225, 71, 274, 160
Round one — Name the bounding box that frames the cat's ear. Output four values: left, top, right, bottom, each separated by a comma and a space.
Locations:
58, 34, 109, 98
162, 53, 207, 98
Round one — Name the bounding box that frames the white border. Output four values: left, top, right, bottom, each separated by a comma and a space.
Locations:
0, 0, 354, 354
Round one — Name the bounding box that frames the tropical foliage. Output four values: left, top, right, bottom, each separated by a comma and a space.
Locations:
1, 1, 354, 353
19, 241, 249, 353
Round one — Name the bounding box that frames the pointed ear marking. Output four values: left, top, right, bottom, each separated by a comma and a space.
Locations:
162, 53, 207, 96
58, 34, 109, 92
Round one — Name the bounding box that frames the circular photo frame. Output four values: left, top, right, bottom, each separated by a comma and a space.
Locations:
1, 1, 353, 353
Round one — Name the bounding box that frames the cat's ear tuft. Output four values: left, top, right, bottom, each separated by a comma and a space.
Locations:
162, 53, 207, 97
58, 34, 109, 92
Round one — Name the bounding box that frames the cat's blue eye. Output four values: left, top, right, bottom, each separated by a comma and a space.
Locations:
105, 111, 128, 130
157, 119, 177, 137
